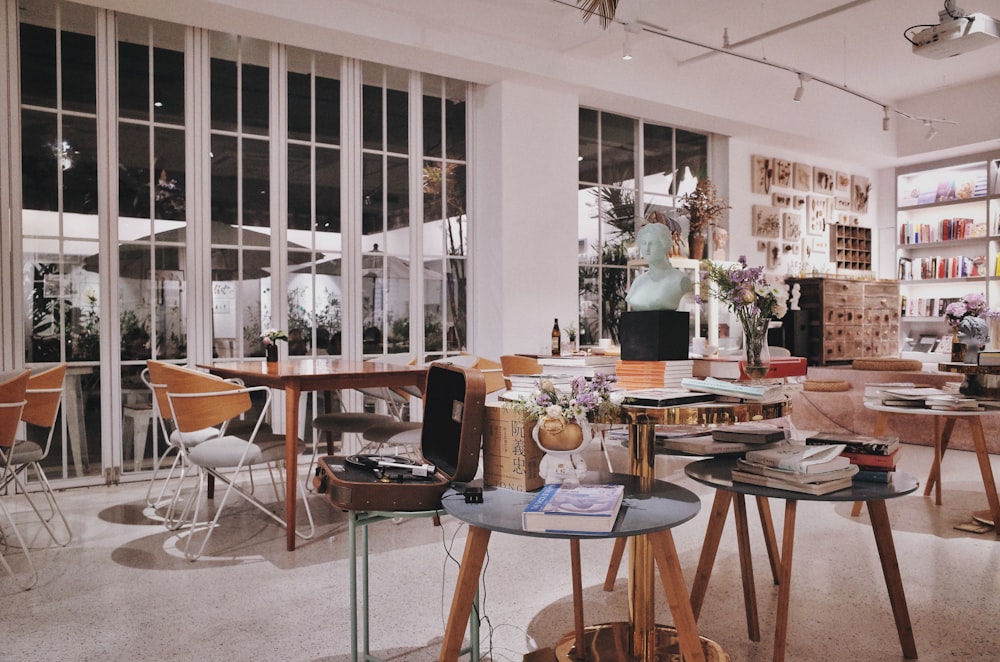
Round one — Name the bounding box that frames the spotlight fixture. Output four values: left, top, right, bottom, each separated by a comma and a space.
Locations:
882, 106, 890, 132
622, 23, 641, 61
924, 120, 938, 141
792, 73, 809, 102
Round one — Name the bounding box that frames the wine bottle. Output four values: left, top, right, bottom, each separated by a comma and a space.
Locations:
551, 318, 561, 356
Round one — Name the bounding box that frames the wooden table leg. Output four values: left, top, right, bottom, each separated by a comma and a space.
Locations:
285, 382, 302, 552
603, 537, 626, 591
690, 489, 733, 619
773, 500, 797, 662
650, 530, 706, 662
440, 525, 491, 662
570, 539, 586, 661
755, 495, 781, 585
968, 417, 1000, 533
866, 499, 918, 659
924, 416, 956, 504
733, 494, 761, 641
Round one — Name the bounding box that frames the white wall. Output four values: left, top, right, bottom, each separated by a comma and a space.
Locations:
471, 81, 579, 360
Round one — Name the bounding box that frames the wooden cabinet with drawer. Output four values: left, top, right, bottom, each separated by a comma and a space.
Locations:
785, 277, 900, 365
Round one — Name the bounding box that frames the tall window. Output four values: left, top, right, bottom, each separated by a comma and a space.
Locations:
422, 76, 468, 359
209, 34, 274, 359
19, 1, 100, 479
577, 108, 709, 344
285, 48, 342, 357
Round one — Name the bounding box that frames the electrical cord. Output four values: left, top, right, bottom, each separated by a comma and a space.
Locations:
904, 0, 976, 45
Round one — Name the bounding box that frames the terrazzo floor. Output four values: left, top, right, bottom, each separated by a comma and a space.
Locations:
2, 440, 1000, 661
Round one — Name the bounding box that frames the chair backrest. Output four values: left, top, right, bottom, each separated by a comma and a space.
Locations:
0, 370, 30, 449
150, 361, 249, 433
22, 363, 66, 428
500, 355, 542, 389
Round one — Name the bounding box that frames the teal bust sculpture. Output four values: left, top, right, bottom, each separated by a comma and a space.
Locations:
626, 222, 692, 311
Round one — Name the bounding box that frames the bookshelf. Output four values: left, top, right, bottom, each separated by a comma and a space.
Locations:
896, 152, 1000, 355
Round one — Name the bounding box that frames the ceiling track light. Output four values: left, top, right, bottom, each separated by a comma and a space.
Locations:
792, 73, 809, 102
924, 120, 938, 141
882, 106, 891, 131
622, 23, 641, 61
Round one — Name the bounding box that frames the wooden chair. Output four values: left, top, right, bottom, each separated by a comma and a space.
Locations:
499, 354, 542, 390
0, 370, 37, 590
159, 363, 315, 560
0, 364, 72, 546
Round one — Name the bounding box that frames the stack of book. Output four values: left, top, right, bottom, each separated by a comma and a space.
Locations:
615, 360, 694, 389
805, 432, 901, 483
537, 354, 618, 378
501, 373, 571, 402
731, 443, 858, 495
680, 376, 785, 403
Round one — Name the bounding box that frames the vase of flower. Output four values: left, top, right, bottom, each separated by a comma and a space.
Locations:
958, 333, 982, 364
261, 328, 288, 363
740, 316, 772, 381
265, 344, 278, 362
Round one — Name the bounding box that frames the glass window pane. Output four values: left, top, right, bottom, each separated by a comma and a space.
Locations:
242, 138, 270, 228
446, 164, 466, 256
385, 154, 409, 234
153, 46, 185, 125
211, 134, 237, 224
362, 84, 382, 151
62, 115, 98, 215
21, 109, 59, 211
445, 258, 467, 351
287, 143, 311, 231
287, 70, 311, 141
385, 88, 408, 155
154, 127, 186, 220
677, 129, 709, 189
423, 94, 442, 159
362, 153, 383, 236
61, 30, 96, 113
119, 123, 151, 218
20, 24, 57, 107
242, 63, 269, 135
643, 123, 673, 195
601, 113, 634, 186
118, 41, 149, 121
315, 74, 340, 145
445, 98, 466, 161
316, 146, 340, 233
210, 57, 237, 132
579, 108, 599, 184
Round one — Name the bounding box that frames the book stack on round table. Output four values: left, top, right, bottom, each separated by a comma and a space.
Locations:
731, 442, 858, 495
805, 432, 901, 483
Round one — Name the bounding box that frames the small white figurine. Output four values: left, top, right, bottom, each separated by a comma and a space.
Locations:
532, 407, 592, 485
790, 282, 801, 311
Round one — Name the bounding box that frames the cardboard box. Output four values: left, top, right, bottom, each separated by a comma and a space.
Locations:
482, 402, 545, 492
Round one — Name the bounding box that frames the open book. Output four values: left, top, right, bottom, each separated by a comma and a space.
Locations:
744, 442, 849, 474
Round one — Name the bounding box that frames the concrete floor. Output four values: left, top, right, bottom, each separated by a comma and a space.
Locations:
2, 440, 1000, 661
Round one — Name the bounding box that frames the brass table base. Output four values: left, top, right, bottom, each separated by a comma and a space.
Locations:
554, 622, 729, 662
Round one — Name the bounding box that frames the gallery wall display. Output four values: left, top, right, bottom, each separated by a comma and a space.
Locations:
751, 154, 874, 275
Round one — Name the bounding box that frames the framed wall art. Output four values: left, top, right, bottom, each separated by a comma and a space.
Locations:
775, 159, 792, 188
814, 167, 835, 194
772, 192, 792, 207
836, 171, 850, 193
783, 212, 802, 241
806, 195, 830, 236
793, 163, 812, 191
751, 205, 782, 238
751, 154, 774, 194
852, 175, 871, 213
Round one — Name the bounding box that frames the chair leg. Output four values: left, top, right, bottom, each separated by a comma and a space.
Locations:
2, 462, 72, 547
0, 496, 38, 590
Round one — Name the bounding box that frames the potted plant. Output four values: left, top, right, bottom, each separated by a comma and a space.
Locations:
679, 179, 730, 260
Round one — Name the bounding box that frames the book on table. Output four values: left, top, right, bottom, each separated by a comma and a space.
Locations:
842, 447, 900, 471
805, 432, 900, 456
658, 434, 786, 456
712, 422, 789, 444
854, 469, 894, 483
734, 458, 859, 484
522, 483, 626, 534
744, 442, 851, 473
729, 470, 856, 495
680, 376, 785, 402
621, 388, 717, 407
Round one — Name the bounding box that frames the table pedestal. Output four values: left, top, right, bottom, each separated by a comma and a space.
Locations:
554, 622, 728, 661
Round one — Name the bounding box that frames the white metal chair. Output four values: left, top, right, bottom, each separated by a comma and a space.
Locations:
0, 370, 37, 590
142, 363, 222, 528
162, 363, 314, 560
0, 364, 72, 547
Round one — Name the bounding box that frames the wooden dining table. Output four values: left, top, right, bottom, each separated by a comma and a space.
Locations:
199, 359, 428, 550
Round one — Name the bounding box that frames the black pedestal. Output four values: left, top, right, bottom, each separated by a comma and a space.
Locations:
619, 310, 690, 361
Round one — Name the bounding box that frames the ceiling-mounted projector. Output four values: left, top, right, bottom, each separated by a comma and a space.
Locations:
911, 11, 1000, 58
